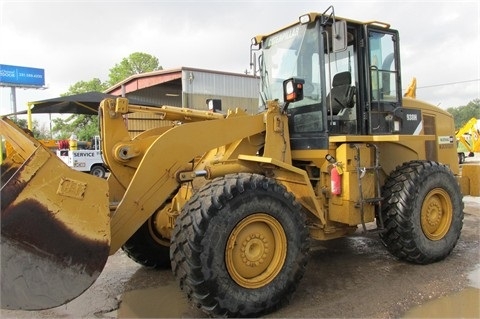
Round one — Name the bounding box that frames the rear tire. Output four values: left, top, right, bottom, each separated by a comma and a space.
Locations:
170, 173, 310, 317
380, 161, 463, 264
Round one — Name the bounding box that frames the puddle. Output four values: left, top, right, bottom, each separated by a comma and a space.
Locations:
402, 287, 479, 318
403, 266, 480, 318
116, 280, 199, 318
468, 265, 480, 288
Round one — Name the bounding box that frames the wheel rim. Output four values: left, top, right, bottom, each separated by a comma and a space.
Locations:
421, 188, 453, 240
92, 168, 103, 177
226, 213, 287, 289
148, 210, 170, 247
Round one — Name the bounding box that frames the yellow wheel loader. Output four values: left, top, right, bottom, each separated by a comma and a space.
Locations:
1, 6, 466, 317
456, 117, 480, 163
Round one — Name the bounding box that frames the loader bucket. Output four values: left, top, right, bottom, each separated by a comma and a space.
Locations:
1, 117, 110, 310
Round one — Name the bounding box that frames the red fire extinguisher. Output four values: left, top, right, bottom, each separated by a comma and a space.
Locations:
331, 165, 342, 195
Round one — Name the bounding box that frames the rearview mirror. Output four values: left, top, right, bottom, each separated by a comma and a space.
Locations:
332, 20, 347, 52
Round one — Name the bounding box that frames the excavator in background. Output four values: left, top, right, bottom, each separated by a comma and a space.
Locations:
0, 6, 470, 317
456, 117, 480, 163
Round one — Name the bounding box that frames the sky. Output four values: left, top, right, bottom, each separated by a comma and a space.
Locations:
0, 0, 479, 125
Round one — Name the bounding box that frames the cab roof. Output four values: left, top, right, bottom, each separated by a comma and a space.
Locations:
253, 12, 391, 44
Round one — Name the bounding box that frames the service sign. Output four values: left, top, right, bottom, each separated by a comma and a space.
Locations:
0, 64, 45, 87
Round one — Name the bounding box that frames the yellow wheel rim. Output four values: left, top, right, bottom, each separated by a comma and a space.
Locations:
148, 208, 171, 246
226, 213, 287, 289
421, 188, 453, 240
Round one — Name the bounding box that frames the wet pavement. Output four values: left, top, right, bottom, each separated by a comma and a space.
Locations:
1, 193, 479, 318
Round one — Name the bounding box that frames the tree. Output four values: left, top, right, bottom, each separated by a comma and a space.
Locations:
108, 52, 162, 86
63, 78, 109, 96
51, 115, 98, 141
11, 117, 50, 140
53, 78, 108, 140
50, 52, 162, 141
446, 99, 480, 129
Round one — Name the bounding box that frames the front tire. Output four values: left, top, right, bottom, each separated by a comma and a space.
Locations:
122, 213, 171, 269
170, 173, 310, 317
380, 161, 464, 264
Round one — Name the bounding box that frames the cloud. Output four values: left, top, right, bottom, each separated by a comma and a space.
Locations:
1, 0, 478, 115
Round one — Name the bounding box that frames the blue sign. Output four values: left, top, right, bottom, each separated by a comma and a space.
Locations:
0, 64, 45, 87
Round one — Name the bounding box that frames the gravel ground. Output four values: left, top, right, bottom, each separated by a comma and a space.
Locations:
1, 161, 479, 318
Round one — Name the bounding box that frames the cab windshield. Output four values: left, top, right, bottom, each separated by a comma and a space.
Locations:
260, 22, 323, 111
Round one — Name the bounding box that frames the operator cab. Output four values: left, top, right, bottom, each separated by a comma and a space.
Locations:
252, 7, 409, 150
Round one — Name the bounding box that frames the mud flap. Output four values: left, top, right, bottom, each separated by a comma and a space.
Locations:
1, 118, 111, 310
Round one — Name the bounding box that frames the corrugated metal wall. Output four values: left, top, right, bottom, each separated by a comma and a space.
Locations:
182, 69, 258, 98
182, 69, 259, 113
127, 81, 183, 107
185, 94, 258, 113
125, 81, 181, 137
125, 112, 173, 137
124, 69, 260, 137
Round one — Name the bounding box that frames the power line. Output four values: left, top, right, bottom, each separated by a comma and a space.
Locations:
416, 79, 480, 90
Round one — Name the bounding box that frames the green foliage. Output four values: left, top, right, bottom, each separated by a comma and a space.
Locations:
63, 78, 109, 96
108, 52, 162, 86
49, 52, 162, 141
11, 117, 51, 139
55, 78, 106, 140
446, 99, 480, 129
51, 114, 98, 141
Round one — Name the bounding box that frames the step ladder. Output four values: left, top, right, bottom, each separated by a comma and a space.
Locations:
350, 143, 384, 233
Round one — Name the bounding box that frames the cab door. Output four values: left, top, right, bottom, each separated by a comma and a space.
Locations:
366, 27, 403, 134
